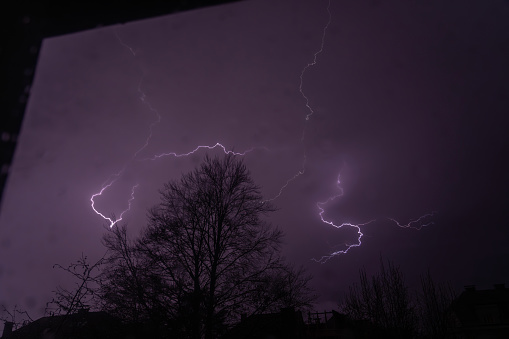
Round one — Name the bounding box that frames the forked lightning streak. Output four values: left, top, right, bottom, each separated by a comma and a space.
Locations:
91, 0, 435, 261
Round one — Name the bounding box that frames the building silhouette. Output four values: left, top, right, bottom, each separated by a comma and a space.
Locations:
450, 284, 509, 338
1, 310, 124, 339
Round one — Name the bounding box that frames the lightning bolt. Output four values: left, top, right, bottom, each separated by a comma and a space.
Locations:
91, 180, 138, 228
311, 173, 436, 263
387, 211, 437, 230
293, 0, 437, 262
91, 31, 265, 228
91, 0, 436, 263
300, 0, 332, 124
292, 0, 378, 261
90, 30, 158, 228
114, 28, 137, 56
142, 143, 266, 161
312, 174, 376, 264
264, 0, 332, 203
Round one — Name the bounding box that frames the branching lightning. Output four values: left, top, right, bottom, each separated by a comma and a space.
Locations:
142, 144, 266, 161
91, 0, 435, 262
263, 0, 331, 203
309, 171, 436, 263
291, 0, 375, 262
90, 31, 158, 228
91, 180, 138, 228
292, 0, 436, 262
387, 211, 437, 230
312, 174, 376, 263
299, 0, 332, 124
91, 31, 265, 227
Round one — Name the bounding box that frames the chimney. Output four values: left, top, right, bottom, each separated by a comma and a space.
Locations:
2, 321, 13, 338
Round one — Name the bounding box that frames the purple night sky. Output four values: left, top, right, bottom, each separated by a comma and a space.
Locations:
1, 0, 508, 322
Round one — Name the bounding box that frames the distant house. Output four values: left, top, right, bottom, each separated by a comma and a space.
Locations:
1, 309, 127, 339
223, 307, 306, 339
450, 284, 509, 338
223, 309, 372, 339
305, 310, 357, 339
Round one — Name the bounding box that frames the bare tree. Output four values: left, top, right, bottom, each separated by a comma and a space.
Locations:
46, 253, 104, 316
342, 257, 417, 338
245, 264, 315, 315
417, 270, 456, 339
100, 225, 149, 322
0, 304, 33, 331
100, 155, 315, 339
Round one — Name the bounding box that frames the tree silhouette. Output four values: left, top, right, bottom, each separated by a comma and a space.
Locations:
341, 258, 461, 338
100, 155, 314, 339
0, 304, 33, 331
46, 253, 104, 316
417, 270, 456, 339
342, 257, 417, 338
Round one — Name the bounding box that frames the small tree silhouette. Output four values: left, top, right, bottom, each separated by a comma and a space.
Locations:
0, 304, 33, 331
417, 270, 456, 338
342, 257, 417, 338
46, 253, 105, 316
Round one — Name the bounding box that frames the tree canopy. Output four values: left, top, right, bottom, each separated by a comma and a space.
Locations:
99, 155, 314, 339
